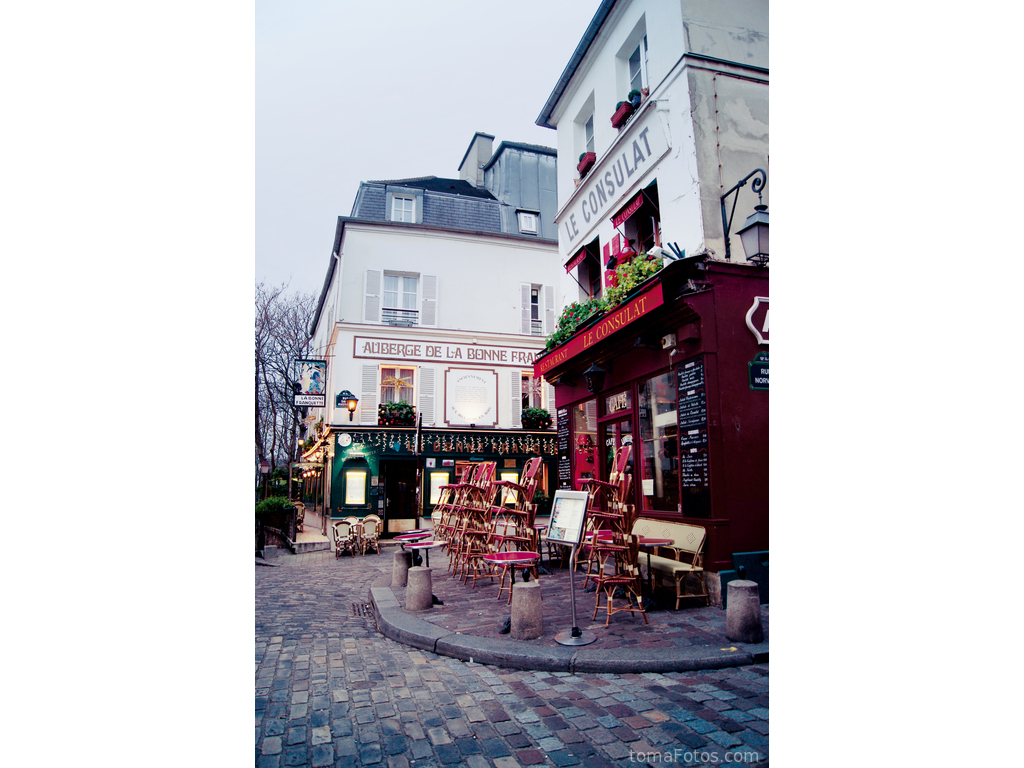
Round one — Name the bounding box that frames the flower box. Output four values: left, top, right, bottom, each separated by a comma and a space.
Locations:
611, 101, 634, 129
577, 152, 596, 178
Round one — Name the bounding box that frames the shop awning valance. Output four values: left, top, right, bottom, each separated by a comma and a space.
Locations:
564, 248, 588, 273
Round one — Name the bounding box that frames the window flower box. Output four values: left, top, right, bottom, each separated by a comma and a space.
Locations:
611, 101, 634, 129
378, 401, 416, 426
577, 152, 596, 178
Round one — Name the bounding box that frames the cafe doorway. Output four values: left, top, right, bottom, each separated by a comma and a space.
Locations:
381, 460, 418, 534
598, 387, 635, 501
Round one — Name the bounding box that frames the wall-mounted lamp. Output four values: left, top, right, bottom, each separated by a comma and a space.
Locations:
336, 389, 359, 421
720, 168, 768, 262
736, 203, 769, 266
582, 363, 609, 393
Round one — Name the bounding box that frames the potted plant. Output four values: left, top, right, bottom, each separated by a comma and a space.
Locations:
628, 89, 642, 108
611, 99, 634, 129
521, 407, 553, 430
577, 151, 596, 178
377, 400, 416, 426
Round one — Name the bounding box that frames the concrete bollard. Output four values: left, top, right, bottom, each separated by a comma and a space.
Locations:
510, 580, 543, 640
725, 580, 764, 643
406, 566, 434, 612
392, 550, 412, 587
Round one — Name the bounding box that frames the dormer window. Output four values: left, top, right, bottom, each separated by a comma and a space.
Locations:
517, 211, 539, 235
391, 195, 415, 223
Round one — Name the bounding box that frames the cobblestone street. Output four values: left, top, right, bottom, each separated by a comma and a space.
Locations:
256, 555, 768, 767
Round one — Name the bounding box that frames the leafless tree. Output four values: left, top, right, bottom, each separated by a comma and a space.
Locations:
256, 282, 318, 474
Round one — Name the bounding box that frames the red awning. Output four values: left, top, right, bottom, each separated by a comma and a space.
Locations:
564, 248, 588, 273
611, 192, 645, 228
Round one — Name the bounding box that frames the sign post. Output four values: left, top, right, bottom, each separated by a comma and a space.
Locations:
548, 490, 597, 647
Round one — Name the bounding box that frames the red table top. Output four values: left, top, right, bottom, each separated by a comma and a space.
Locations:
404, 540, 444, 549
638, 537, 674, 547
394, 531, 431, 542
482, 551, 540, 564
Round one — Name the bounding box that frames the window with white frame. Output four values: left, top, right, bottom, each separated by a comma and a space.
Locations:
530, 286, 541, 336
381, 366, 415, 405
584, 115, 595, 154
517, 211, 538, 235
522, 373, 544, 411
391, 194, 415, 223
629, 35, 648, 92
382, 273, 418, 326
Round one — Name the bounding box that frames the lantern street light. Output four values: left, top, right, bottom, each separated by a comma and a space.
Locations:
582, 363, 609, 394
736, 203, 769, 266
719, 168, 768, 262
336, 390, 359, 421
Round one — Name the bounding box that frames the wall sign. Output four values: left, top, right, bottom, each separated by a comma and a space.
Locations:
556, 407, 571, 489
354, 336, 538, 368
677, 357, 709, 490
444, 368, 498, 427
749, 352, 768, 391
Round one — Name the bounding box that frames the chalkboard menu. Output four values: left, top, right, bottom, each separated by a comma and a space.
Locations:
556, 407, 572, 489
677, 357, 709, 490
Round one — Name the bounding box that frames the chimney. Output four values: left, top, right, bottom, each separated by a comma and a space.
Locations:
457, 132, 494, 187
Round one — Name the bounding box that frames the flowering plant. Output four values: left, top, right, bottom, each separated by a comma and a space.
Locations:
602, 253, 664, 308
377, 401, 415, 426
545, 297, 608, 351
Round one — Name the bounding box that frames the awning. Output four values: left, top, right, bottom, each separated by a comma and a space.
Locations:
564, 247, 588, 273
611, 192, 645, 228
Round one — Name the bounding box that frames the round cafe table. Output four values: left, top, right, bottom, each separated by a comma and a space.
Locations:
395, 531, 433, 566
404, 539, 445, 568
482, 551, 540, 605
636, 536, 674, 593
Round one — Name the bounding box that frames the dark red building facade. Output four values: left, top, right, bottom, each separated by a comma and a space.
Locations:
534, 257, 767, 574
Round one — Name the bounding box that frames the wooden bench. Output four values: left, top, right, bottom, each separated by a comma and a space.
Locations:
630, 518, 708, 609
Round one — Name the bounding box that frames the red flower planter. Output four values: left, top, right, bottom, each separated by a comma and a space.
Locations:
611, 102, 634, 129
577, 152, 596, 178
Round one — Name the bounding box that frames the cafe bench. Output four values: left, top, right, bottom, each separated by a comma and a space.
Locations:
630, 518, 708, 609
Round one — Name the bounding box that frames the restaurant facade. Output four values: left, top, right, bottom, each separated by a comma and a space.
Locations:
534, 0, 769, 577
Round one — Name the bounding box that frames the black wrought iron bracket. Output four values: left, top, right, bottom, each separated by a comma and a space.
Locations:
719, 169, 767, 261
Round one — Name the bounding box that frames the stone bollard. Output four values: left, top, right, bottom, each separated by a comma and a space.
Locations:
392, 550, 412, 587
725, 580, 764, 643
510, 580, 543, 640
406, 566, 434, 612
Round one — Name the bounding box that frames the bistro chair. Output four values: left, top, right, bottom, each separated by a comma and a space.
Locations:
332, 521, 358, 558
360, 515, 382, 555
591, 532, 649, 627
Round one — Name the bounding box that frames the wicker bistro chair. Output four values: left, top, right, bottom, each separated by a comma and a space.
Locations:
360, 515, 382, 555
488, 457, 543, 554
332, 521, 358, 558
441, 463, 490, 576
455, 463, 503, 588
579, 445, 635, 535
591, 532, 649, 627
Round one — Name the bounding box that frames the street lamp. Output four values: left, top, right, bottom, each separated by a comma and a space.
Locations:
582, 363, 609, 394
719, 168, 768, 262
336, 389, 359, 421
736, 203, 769, 266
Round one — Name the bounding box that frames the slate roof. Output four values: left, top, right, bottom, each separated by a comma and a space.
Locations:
363, 176, 496, 200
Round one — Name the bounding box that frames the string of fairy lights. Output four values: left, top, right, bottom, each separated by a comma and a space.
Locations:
335, 430, 558, 456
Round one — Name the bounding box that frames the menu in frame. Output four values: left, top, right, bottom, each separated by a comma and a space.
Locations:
556, 406, 572, 489
677, 356, 710, 490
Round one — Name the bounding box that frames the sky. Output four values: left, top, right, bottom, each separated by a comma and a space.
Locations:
257, 0, 601, 299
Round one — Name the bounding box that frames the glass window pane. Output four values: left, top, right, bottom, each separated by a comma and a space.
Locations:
637, 372, 679, 512
429, 471, 449, 504
345, 471, 367, 504
573, 399, 598, 489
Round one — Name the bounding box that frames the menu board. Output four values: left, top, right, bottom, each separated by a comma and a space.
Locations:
677, 357, 710, 490
546, 490, 590, 545
556, 407, 572, 489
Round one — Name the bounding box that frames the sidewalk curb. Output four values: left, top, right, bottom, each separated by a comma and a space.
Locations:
368, 573, 767, 673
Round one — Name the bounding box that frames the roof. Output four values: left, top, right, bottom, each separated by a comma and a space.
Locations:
535, 0, 617, 129
362, 176, 496, 200
481, 141, 557, 172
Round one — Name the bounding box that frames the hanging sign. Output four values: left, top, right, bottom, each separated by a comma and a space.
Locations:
745, 297, 769, 345
294, 359, 327, 407
611, 192, 644, 228
565, 248, 588, 273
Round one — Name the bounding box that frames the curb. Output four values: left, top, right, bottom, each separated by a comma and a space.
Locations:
368, 573, 767, 673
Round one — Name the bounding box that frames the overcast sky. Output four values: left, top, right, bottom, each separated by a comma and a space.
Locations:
257, 0, 600, 298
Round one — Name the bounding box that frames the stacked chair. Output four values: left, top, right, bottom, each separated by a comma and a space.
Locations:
487, 457, 544, 601
578, 445, 635, 586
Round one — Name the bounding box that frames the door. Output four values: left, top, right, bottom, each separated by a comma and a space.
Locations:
598, 388, 635, 502
382, 461, 419, 533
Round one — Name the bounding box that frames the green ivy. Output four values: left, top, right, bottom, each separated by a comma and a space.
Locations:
521, 407, 553, 430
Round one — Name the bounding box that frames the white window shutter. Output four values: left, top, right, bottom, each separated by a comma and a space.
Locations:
520, 284, 531, 335
418, 367, 435, 426
511, 371, 523, 428
545, 382, 556, 412
363, 270, 381, 323
360, 365, 378, 425
421, 274, 438, 327
543, 285, 555, 335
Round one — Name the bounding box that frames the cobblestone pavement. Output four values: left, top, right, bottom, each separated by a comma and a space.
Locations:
256, 552, 768, 767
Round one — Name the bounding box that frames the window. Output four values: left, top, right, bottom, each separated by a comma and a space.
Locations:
629, 35, 648, 92
584, 115, 595, 154
517, 211, 538, 235
637, 371, 679, 512
381, 366, 414, 404
522, 373, 544, 411
382, 273, 418, 326
530, 287, 541, 335
391, 195, 415, 222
